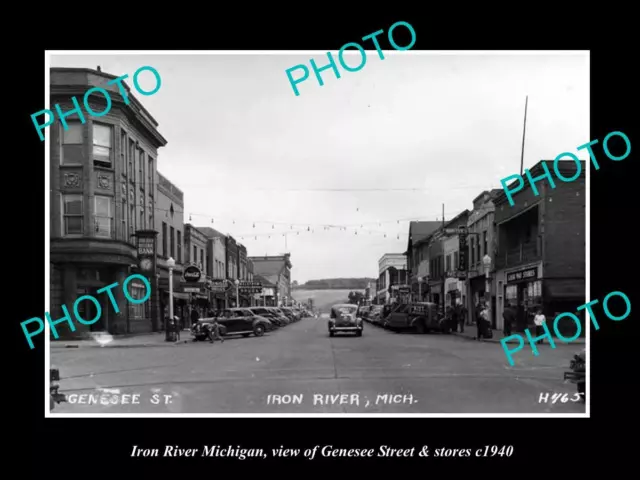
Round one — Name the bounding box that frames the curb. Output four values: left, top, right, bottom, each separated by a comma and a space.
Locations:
51, 340, 189, 349
451, 332, 585, 345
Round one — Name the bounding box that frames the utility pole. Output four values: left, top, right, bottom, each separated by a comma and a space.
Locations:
520, 95, 528, 176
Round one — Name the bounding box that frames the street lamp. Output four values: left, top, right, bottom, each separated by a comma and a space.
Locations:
234, 279, 240, 308
418, 276, 424, 302
482, 254, 492, 327
166, 257, 175, 342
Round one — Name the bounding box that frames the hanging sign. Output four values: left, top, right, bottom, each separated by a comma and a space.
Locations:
183, 265, 202, 283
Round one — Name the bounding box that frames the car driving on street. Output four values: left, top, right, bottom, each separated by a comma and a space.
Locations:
328, 303, 363, 337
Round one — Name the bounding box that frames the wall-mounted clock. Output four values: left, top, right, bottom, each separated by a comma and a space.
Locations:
140, 258, 153, 271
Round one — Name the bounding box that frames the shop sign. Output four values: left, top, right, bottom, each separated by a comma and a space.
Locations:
182, 286, 201, 293
458, 233, 468, 271
183, 265, 202, 283
238, 281, 263, 294
207, 279, 229, 292
507, 267, 538, 283
136, 230, 157, 274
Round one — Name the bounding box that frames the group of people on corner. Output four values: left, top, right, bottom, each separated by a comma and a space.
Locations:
161, 305, 225, 344
446, 301, 547, 342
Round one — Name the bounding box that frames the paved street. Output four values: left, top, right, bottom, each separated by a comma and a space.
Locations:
50, 316, 586, 414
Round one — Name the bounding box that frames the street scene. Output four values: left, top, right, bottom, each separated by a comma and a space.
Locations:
47, 52, 588, 414
51, 311, 584, 414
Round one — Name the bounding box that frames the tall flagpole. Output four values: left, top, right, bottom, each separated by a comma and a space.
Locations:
520, 96, 528, 176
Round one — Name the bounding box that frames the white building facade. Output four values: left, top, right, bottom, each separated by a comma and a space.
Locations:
377, 253, 408, 304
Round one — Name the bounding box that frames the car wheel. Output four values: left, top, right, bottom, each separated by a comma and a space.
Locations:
577, 382, 585, 401
254, 324, 265, 337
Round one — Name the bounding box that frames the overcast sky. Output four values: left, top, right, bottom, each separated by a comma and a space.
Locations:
50, 52, 589, 283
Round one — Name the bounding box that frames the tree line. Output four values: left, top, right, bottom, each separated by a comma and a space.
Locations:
292, 278, 376, 290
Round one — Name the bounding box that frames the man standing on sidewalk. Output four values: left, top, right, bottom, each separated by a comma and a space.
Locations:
533, 307, 546, 344
503, 303, 516, 337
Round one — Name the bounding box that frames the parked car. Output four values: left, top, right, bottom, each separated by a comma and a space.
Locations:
358, 305, 372, 320
383, 302, 448, 333
281, 307, 301, 321
277, 307, 297, 323
367, 305, 384, 325
328, 303, 363, 337
564, 348, 586, 401
249, 307, 285, 327
266, 307, 290, 325
225, 308, 273, 336
191, 318, 229, 341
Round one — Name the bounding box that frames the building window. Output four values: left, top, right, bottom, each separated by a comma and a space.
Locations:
206, 255, 209, 276
128, 282, 147, 320
177, 230, 182, 263
200, 249, 204, 269
454, 251, 459, 271
138, 207, 144, 230
93, 124, 112, 167
193, 245, 197, 265
120, 130, 127, 176
94, 196, 113, 237
129, 202, 135, 236
129, 140, 135, 183
148, 157, 154, 187
170, 226, 175, 258
62, 194, 83, 236
162, 222, 168, 257
139, 150, 145, 190
445, 255, 451, 272
121, 199, 127, 241
148, 198, 153, 228
483, 231, 488, 258
61, 123, 83, 165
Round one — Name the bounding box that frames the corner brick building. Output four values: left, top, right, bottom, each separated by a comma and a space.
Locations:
493, 160, 586, 335
49, 67, 168, 338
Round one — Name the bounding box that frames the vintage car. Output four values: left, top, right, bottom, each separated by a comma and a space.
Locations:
564, 348, 586, 401
192, 309, 272, 340
249, 307, 285, 327
367, 305, 384, 325
383, 302, 449, 333
191, 318, 229, 341
328, 303, 363, 337
280, 307, 301, 322
266, 307, 291, 325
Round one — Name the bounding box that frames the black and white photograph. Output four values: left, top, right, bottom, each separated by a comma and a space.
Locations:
45, 51, 588, 416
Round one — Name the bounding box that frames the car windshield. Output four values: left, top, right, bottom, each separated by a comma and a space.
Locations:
336, 306, 357, 315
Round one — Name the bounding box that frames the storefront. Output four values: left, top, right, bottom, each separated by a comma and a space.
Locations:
445, 277, 465, 307
501, 263, 542, 332
428, 283, 441, 306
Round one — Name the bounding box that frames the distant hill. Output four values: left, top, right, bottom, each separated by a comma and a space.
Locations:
293, 278, 376, 290
290, 289, 355, 313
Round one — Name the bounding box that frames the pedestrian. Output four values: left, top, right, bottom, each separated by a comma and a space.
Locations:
503, 303, 515, 336
455, 302, 464, 333
533, 307, 546, 344
476, 302, 488, 339
208, 317, 224, 344
190, 306, 199, 327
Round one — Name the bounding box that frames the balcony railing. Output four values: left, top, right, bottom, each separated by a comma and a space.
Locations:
497, 241, 540, 268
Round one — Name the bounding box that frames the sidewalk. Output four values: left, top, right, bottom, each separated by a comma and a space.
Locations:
50, 331, 191, 349
451, 327, 586, 345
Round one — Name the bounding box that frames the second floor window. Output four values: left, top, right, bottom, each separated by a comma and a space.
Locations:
120, 130, 127, 176
170, 226, 175, 258
94, 196, 112, 237
93, 124, 112, 168
62, 194, 83, 236
162, 222, 168, 257
61, 123, 83, 165
193, 245, 197, 264
445, 255, 451, 272
177, 230, 182, 263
